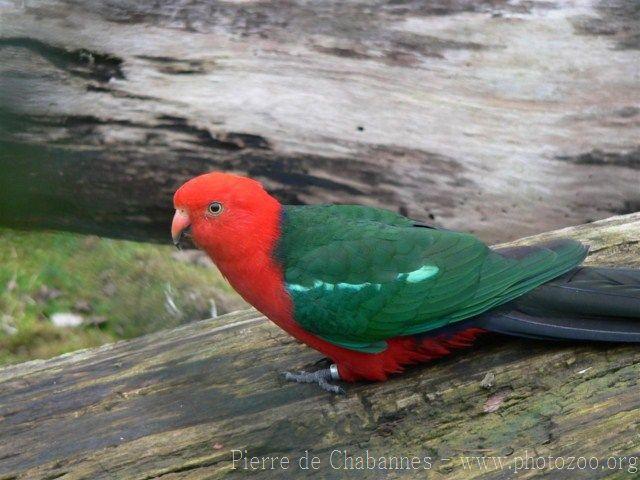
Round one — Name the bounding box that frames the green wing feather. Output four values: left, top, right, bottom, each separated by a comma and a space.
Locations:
276, 205, 587, 353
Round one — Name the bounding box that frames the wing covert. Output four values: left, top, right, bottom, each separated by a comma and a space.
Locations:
276, 205, 489, 351
276, 205, 587, 353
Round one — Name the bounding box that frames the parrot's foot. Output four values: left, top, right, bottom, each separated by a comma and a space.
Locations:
283, 364, 345, 394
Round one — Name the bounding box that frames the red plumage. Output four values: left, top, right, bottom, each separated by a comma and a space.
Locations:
173, 172, 485, 382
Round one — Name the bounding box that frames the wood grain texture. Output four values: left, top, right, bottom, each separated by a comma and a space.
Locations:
0, 0, 639, 243
0, 213, 639, 479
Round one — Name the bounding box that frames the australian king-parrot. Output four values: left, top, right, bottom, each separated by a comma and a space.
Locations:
171, 172, 640, 393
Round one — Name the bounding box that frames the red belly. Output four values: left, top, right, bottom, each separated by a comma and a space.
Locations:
282, 321, 487, 382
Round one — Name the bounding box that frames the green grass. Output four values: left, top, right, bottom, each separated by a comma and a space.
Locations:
0, 228, 244, 366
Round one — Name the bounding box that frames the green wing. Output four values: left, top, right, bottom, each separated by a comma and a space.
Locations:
276, 205, 587, 353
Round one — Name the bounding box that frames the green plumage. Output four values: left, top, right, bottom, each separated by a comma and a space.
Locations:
275, 205, 587, 353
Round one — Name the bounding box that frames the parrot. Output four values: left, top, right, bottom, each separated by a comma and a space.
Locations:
171, 172, 640, 393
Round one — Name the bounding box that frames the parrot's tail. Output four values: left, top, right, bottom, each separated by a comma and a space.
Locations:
478, 266, 640, 342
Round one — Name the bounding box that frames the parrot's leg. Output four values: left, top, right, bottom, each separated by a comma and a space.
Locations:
283, 365, 344, 394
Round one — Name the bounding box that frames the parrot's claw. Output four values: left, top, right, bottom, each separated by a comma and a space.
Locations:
283, 365, 345, 394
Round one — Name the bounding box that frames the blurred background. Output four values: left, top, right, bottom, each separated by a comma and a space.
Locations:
0, 0, 638, 365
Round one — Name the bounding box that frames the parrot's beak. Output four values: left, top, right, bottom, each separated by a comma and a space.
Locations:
171, 209, 192, 250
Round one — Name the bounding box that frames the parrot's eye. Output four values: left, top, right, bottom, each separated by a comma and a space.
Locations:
207, 202, 223, 216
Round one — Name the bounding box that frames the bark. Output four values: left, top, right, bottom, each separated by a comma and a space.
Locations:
0, 213, 639, 479
0, 0, 639, 243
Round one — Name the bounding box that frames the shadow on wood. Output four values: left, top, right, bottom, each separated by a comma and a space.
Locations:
0, 213, 639, 479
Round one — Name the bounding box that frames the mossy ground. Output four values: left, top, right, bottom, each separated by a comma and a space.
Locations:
0, 228, 243, 366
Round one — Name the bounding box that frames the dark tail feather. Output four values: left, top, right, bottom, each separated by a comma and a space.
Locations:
477, 266, 640, 342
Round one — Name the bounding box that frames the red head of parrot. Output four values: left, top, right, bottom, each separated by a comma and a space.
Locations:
171, 172, 295, 326
172, 172, 282, 262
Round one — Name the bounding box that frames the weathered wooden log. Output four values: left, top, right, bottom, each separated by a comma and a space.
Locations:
1, 0, 639, 243
0, 213, 638, 479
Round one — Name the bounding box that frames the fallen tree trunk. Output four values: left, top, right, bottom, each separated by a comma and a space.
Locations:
0, 213, 639, 479
1, 0, 639, 243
